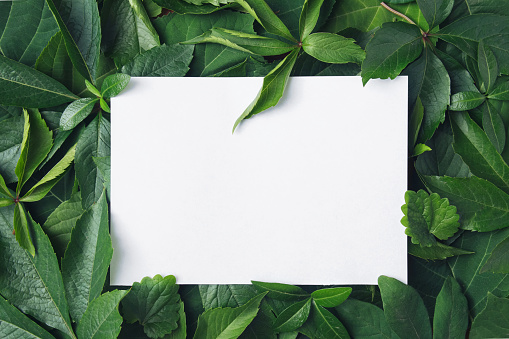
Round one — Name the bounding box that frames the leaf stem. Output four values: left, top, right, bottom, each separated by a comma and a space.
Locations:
380, 2, 424, 34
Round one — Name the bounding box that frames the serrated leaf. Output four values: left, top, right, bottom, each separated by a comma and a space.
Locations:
408, 241, 473, 260
122, 44, 194, 76
488, 76, 509, 100
311, 288, 352, 308
449, 91, 485, 111
59, 98, 98, 131
153, 0, 234, 14
13, 203, 35, 257
478, 39, 498, 93
302, 33, 364, 64
76, 290, 128, 339
199, 285, 258, 310
122, 275, 181, 338
193, 292, 267, 339
0, 114, 23, 184
470, 293, 509, 339
482, 101, 506, 154
361, 22, 422, 85
378, 275, 431, 339
101, 73, 130, 98
0, 294, 54, 339
432, 277, 468, 338
416, 0, 453, 29
165, 302, 187, 339
450, 112, 509, 194
0, 55, 78, 107
251, 281, 309, 301
0, 0, 58, 67
298, 301, 350, 339
481, 235, 509, 274
299, 0, 325, 40
273, 298, 311, 333
435, 48, 478, 94
0, 206, 75, 338
234, 49, 298, 131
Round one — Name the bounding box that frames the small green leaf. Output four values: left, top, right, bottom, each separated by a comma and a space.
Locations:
0, 198, 13, 207
251, 281, 309, 301
122, 275, 181, 338
412, 143, 431, 157
199, 285, 258, 310
470, 293, 509, 339
409, 97, 424, 149
273, 298, 312, 333
481, 235, 509, 274
101, 73, 131, 98
299, 0, 325, 40
482, 101, 506, 154
299, 301, 350, 339
100, 97, 110, 113
153, 0, 234, 14
311, 288, 352, 308
93, 156, 110, 199
13, 203, 35, 257
449, 91, 485, 111
233, 49, 298, 131
478, 40, 499, 93
488, 77, 509, 100
408, 241, 473, 260
85, 80, 102, 98
433, 276, 468, 338
60, 98, 99, 131
0, 173, 12, 199
416, 0, 453, 29
401, 190, 460, 246
181, 28, 297, 56
302, 33, 365, 64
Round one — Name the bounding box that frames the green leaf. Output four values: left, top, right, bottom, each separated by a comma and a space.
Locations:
482, 101, 506, 153
408, 241, 473, 260
13, 203, 35, 257
153, 0, 234, 14
401, 190, 460, 246
378, 275, 431, 339
0, 206, 75, 338
122, 44, 194, 76
233, 49, 298, 131
478, 40, 498, 93
59, 98, 98, 131
433, 277, 468, 338
235, 0, 296, 42
180, 0, 231, 5
0, 115, 23, 184
298, 301, 350, 339
85, 80, 101, 98
451, 112, 509, 194
21, 144, 76, 202
193, 292, 267, 339
122, 275, 181, 338
99, 97, 110, 113
311, 288, 352, 308
481, 235, 509, 274
101, 73, 131, 98
301, 33, 364, 64
181, 28, 297, 56
335, 299, 399, 339
42, 191, 83, 258
470, 293, 509, 339
361, 22, 423, 85
449, 91, 485, 111
76, 290, 128, 339
273, 298, 312, 333
101, 0, 160, 67
144, 0, 163, 17
15, 109, 53, 193
93, 157, 110, 199
0, 54, 79, 107
416, 0, 453, 29
299, 0, 325, 40
75, 113, 110, 209
436, 48, 478, 94
488, 77, 509, 100
412, 143, 431, 157
251, 281, 309, 301
0, 173, 12, 199
0, 294, 55, 339
166, 302, 187, 339
0, 0, 58, 67
448, 228, 509, 316
199, 285, 258, 310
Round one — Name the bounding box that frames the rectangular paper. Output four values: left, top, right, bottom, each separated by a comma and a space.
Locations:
110, 76, 408, 285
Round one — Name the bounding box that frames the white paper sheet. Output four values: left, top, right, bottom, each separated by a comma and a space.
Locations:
110, 76, 408, 285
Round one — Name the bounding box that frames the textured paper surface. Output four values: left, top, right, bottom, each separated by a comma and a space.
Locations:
110, 76, 408, 285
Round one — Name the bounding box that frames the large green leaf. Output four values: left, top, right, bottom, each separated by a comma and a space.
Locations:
470, 293, 509, 339
481, 235, 509, 274
432, 276, 468, 338
302, 32, 365, 64
75, 113, 110, 209
61, 191, 111, 323
60, 98, 98, 131
488, 77, 509, 101
199, 285, 258, 310
449, 91, 485, 111
298, 301, 350, 339
100, 73, 130, 98
311, 288, 352, 308
121, 44, 194, 76
478, 39, 498, 93
299, 0, 325, 40
445, 0, 509, 24
0, 115, 23, 184
273, 298, 312, 333
416, 0, 453, 29
449, 228, 509, 316
101, 0, 160, 67
0, 55, 78, 107
76, 290, 128, 339
0, 206, 75, 338
0, 0, 58, 67
482, 101, 506, 154
450, 112, 509, 194
408, 241, 473, 260
361, 22, 422, 85
378, 276, 431, 339
435, 49, 478, 94
13, 203, 35, 256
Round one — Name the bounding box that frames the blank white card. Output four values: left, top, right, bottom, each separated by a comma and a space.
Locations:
110, 76, 408, 285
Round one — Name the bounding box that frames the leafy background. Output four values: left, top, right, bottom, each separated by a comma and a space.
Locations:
0, 0, 509, 338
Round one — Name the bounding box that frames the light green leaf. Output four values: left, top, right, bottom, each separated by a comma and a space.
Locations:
470, 293, 509, 339
99, 98, 110, 113
408, 241, 473, 260
416, 0, 453, 29
481, 235, 509, 274
302, 32, 364, 64
361, 22, 422, 85
488, 77, 509, 100
273, 298, 312, 333
76, 290, 128, 339
60, 98, 98, 131
199, 285, 258, 310
378, 275, 431, 339
251, 281, 309, 301
0, 206, 75, 338
153, 0, 234, 14
311, 288, 352, 308
0, 172, 12, 199
433, 277, 468, 338
449, 91, 485, 111
20, 144, 76, 202
0, 294, 55, 339
85, 80, 101, 98
181, 28, 297, 56
451, 112, 509, 194
299, 301, 350, 339
412, 143, 431, 157
478, 40, 498, 93
193, 292, 267, 339
0, 55, 78, 107
299, 0, 325, 40
101, 73, 130, 98
122, 44, 194, 76
482, 101, 506, 154
234, 49, 298, 131
13, 203, 35, 257
166, 302, 187, 339
122, 275, 181, 338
